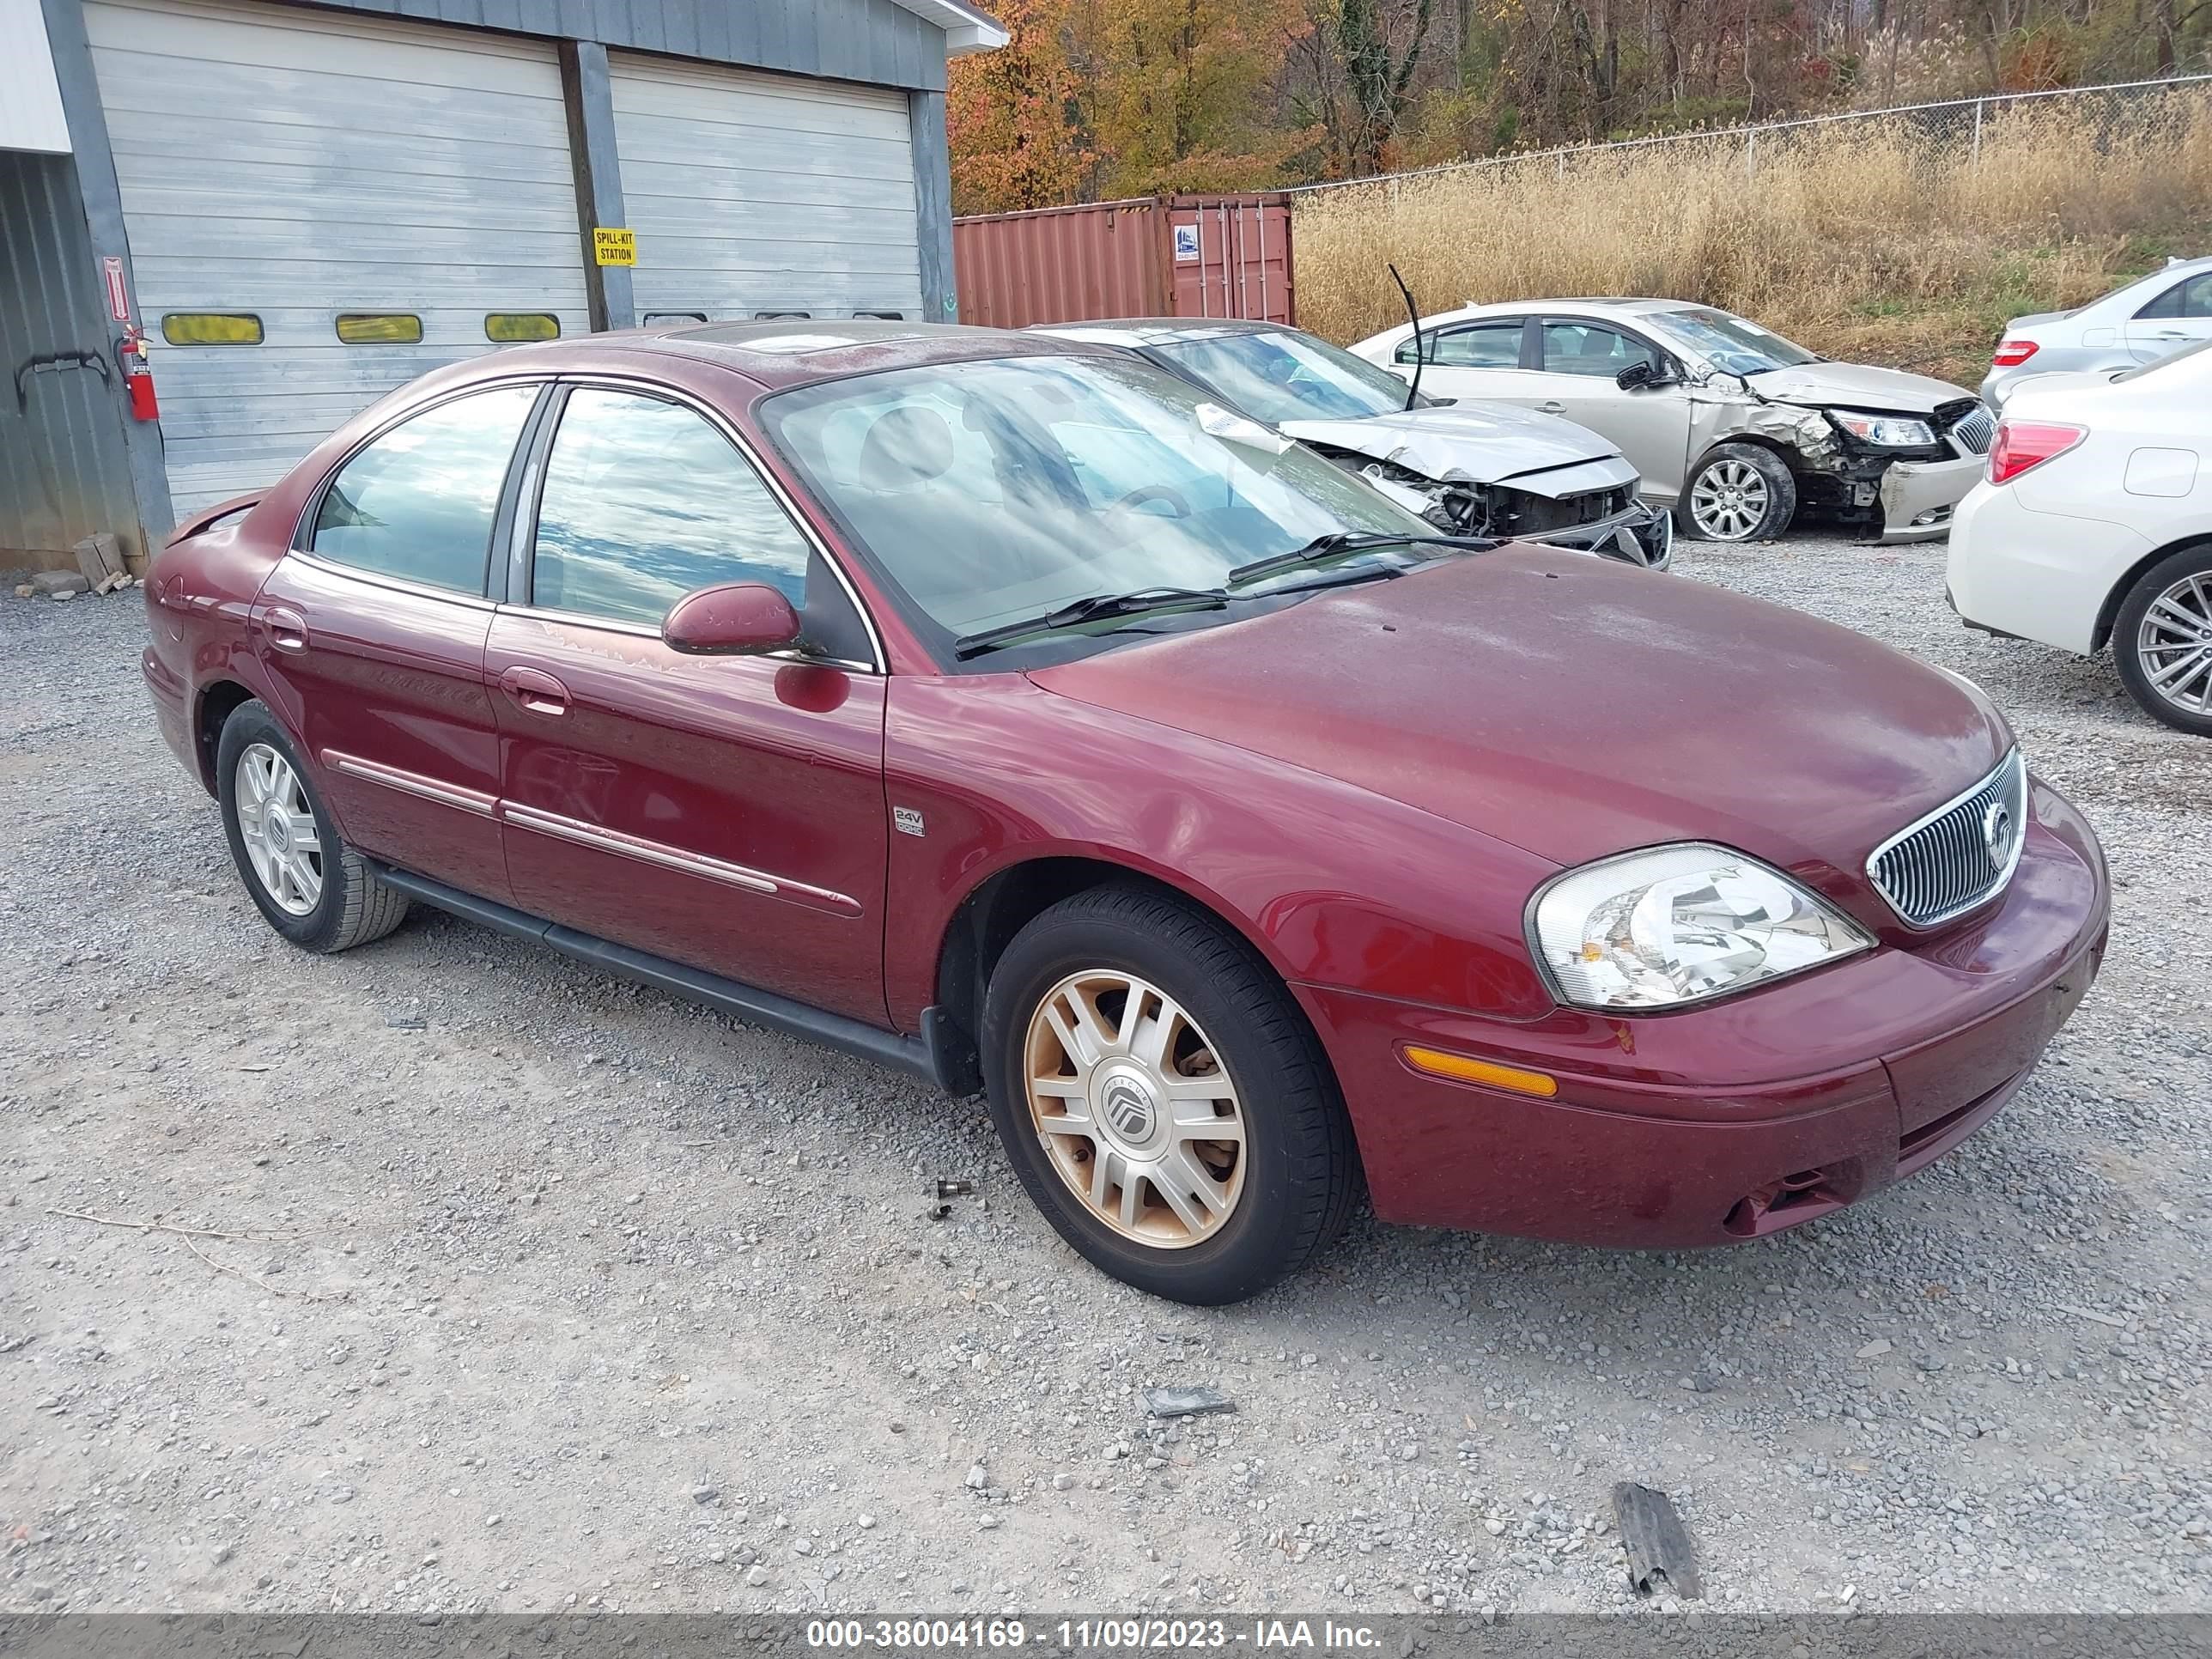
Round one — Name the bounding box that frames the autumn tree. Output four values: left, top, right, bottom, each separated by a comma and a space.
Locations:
1291, 0, 1439, 175
1063, 0, 1317, 195
946, 0, 1092, 214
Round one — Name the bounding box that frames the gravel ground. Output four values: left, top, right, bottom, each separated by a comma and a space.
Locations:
3, 536, 2209, 1620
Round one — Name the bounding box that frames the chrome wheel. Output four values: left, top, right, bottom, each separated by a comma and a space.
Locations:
1024, 969, 1247, 1249
234, 742, 322, 917
2136, 571, 2212, 715
1689, 458, 1770, 541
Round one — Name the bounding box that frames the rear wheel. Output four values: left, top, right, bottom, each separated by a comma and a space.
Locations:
2112, 544, 2212, 737
1680, 443, 1796, 543
980, 884, 1358, 1304
216, 702, 410, 951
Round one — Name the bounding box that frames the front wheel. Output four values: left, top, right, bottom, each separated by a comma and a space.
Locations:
1680, 443, 1797, 543
2112, 544, 2212, 736
980, 884, 1358, 1304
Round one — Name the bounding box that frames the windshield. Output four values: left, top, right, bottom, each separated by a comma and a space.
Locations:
1649, 307, 1819, 376
763, 353, 1436, 660
1150, 329, 1413, 425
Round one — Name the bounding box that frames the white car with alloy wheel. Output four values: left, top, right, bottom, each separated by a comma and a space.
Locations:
1948, 339, 2212, 736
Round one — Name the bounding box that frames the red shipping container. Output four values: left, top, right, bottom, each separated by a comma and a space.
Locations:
954, 193, 1294, 330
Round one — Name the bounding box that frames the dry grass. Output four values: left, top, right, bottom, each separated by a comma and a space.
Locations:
1292, 89, 2212, 385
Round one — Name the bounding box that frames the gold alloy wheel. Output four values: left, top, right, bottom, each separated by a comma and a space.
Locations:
1024, 969, 1247, 1249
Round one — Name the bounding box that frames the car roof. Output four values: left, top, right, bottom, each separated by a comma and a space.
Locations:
533, 318, 1125, 390
1366, 297, 1709, 338
1028, 318, 1287, 348
1449, 296, 1699, 318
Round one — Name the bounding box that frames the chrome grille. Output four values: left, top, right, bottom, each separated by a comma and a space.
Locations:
1942, 402, 1996, 456
1867, 749, 2027, 927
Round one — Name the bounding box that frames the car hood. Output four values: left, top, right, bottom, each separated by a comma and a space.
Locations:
1742, 361, 1974, 413
1028, 546, 2009, 906
1278, 401, 1632, 494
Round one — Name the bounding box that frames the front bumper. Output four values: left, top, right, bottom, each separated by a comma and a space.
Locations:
1296, 775, 2107, 1248
1538, 501, 1673, 570
1877, 453, 1985, 542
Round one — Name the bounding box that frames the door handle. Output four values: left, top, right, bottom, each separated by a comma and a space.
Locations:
499, 665, 569, 717
1539, 400, 1566, 413
263, 605, 308, 653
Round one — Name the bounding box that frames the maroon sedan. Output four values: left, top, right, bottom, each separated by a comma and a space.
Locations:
142, 322, 2108, 1305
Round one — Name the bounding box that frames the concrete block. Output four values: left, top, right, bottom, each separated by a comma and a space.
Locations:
74, 532, 127, 585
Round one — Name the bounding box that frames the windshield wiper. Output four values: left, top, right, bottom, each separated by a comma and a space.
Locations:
1227, 531, 1489, 587
952, 586, 1228, 659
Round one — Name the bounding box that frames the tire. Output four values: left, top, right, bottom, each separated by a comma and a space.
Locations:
2112, 543, 2212, 737
980, 883, 1358, 1304
1679, 442, 1797, 543
215, 701, 411, 951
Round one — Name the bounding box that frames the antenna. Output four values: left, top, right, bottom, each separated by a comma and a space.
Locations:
1388, 264, 1425, 411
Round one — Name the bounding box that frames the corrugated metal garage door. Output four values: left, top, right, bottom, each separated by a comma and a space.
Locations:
85, 0, 589, 516
610, 53, 923, 325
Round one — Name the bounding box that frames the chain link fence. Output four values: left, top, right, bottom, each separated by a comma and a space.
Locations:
1288, 75, 2212, 372
1289, 73, 2212, 201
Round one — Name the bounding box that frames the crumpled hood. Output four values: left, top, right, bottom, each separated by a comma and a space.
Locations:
1028, 547, 2009, 908
1279, 401, 1633, 493
1743, 361, 1975, 413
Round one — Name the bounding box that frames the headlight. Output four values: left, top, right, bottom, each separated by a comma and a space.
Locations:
1829, 410, 1937, 447
1528, 843, 1874, 1011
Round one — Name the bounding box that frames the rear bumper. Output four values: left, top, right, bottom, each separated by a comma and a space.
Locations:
1298, 777, 2108, 1248
142, 644, 198, 781
1946, 477, 2152, 656
1877, 453, 1984, 542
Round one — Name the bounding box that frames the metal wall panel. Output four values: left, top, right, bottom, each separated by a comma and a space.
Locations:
1, 0, 73, 153
84, 0, 589, 514
954, 199, 1171, 329
285, 0, 952, 90
0, 149, 139, 568
953, 194, 1296, 330
610, 52, 923, 324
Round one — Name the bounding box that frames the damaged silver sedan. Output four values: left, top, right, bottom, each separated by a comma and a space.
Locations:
1351, 300, 1993, 544
1034, 319, 1672, 568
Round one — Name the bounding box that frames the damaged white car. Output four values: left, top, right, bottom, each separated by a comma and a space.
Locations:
1032, 319, 1673, 568
1350, 300, 1994, 544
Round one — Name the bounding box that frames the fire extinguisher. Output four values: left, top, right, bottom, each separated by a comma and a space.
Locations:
119, 324, 159, 422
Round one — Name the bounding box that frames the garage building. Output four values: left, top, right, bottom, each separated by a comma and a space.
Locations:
1, 0, 1001, 567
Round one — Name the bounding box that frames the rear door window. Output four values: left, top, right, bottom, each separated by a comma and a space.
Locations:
308, 385, 538, 593
2136, 273, 2212, 319
1398, 320, 1526, 368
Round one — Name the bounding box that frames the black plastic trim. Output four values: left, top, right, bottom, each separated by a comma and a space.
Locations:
371, 864, 548, 943
367, 860, 948, 1090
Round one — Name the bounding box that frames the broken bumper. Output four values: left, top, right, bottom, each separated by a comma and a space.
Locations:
1877, 453, 1984, 542
1535, 501, 1673, 570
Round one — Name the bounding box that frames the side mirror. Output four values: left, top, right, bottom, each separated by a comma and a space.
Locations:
662, 582, 803, 656
1615, 361, 1656, 391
